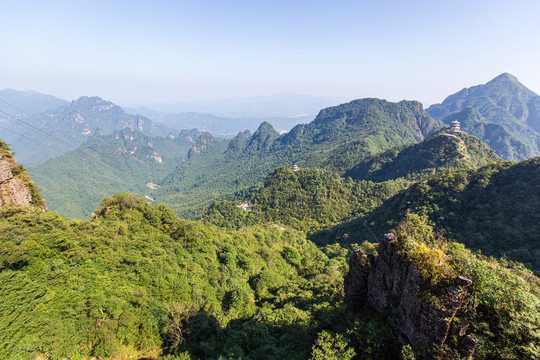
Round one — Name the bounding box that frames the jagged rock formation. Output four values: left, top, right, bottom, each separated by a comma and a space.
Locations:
345, 233, 475, 359
0, 141, 45, 209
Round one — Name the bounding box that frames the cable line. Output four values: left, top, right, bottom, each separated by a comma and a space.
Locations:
0, 99, 133, 177
0, 122, 64, 153
0, 109, 80, 151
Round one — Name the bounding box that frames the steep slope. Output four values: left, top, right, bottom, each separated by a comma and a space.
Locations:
333, 157, 540, 274
3, 96, 172, 166
441, 107, 533, 160
28, 128, 197, 219
427, 73, 540, 160
345, 130, 500, 181
344, 217, 540, 359
0, 140, 45, 209
158, 99, 441, 218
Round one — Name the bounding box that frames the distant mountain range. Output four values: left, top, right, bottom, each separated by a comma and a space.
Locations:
0, 95, 173, 166
126, 92, 343, 137
6, 72, 540, 219
0, 88, 68, 114
427, 73, 540, 160
125, 107, 314, 137
131, 92, 343, 118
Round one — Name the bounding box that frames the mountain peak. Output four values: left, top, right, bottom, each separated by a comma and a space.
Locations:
486, 72, 526, 89
71, 96, 118, 109
490, 72, 518, 82
254, 121, 278, 135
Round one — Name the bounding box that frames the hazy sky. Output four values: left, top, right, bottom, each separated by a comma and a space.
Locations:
1, 0, 539, 106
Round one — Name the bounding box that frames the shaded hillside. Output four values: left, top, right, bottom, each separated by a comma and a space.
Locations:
28, 128, 197, 219
328, 158, 540, 274
345, 131, 500, 182
3, 96, 172, 166
158, 99, 441, 218
427, 73, 540, 160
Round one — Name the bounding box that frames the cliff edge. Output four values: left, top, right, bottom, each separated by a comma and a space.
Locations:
0, 141, 45, 209
345, 232, 476, 359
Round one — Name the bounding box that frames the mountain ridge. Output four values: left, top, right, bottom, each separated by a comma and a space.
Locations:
3, 96, 173, 166
427, 73, 540, 160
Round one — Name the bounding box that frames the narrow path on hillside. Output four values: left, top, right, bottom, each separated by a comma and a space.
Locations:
364, 219, 379, 243
443, 133, 470, 160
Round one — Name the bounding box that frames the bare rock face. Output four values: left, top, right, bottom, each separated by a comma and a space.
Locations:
0, 177, 33, 207
0, 157, 13, 183
344, 233, 474, 359
0, 149, 45, 210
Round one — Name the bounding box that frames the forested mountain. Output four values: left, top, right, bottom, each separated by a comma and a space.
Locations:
203, 167, 410, 233
440, 107, 531, 160
317, 157, 540, 275
28, 128, 198, 219
158, 99, 442, 218
378, 157, 540, 273
2, 96, 172, 166
427, 73, 540, 160
345, 131, 500, 182
204, 131, 499, 236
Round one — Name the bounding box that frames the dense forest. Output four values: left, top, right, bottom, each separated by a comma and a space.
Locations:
0, 193, 538, 359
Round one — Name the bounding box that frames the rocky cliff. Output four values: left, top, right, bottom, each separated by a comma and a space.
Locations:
0, 141, 45, 209
345, 233, 476, 359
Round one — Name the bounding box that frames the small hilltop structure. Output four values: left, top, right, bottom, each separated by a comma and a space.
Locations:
450, 120, 461, 133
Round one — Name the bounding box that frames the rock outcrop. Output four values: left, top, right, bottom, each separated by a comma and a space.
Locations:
0, 142, 45, 209
345, 233, 475, 359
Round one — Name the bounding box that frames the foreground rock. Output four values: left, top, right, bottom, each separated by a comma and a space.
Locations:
0, 141, 45, 209
345, 233, 475, 359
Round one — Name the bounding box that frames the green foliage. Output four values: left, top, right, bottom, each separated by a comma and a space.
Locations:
389, 215, 540, 359
158, 99, 440, 219
346, 131, 500, 182
310, 330, 355, 360
374, 158, 540, 274
204, 166, 410, 236
28, 128, 195, 219
0, 193, 347, 359
393, 213, 456, 284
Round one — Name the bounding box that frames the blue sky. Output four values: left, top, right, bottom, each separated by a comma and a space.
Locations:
1, 0, 539, 106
